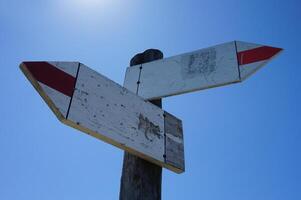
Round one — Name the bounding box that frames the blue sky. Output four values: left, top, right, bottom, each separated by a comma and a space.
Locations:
1, 0, 300, 199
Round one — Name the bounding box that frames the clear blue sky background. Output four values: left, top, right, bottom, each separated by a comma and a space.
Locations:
1, 0, 300, 199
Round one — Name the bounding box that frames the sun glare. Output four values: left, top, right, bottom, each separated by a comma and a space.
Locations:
59, 0, 111, 11
73, 0, 110, 8
55, 0, 130, 31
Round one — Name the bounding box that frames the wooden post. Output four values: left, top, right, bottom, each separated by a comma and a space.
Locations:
119, 49, 164, 200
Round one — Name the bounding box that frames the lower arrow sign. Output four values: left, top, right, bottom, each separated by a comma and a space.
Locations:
20, 62, 184, 173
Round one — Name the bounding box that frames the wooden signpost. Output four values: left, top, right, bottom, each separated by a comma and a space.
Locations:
20, 40, 282, 200
120, 49, 165, 200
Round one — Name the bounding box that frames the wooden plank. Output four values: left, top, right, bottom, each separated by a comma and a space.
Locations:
20, 61, 184, 173
124, 41, 283, 100
124, 41, 239, 100
164, 111, 184, 170
67, 63, 165, 162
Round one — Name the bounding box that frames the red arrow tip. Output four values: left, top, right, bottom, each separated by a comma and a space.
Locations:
237, 46, 282, 65
22, 62, 76, 97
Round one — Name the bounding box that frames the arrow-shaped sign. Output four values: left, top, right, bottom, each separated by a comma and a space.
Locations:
124, 41, 282, 100
20, 62, 184, 173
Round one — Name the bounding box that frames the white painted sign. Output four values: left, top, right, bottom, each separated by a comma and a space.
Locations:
124, 41, 283, 100
20, 62, 184, 173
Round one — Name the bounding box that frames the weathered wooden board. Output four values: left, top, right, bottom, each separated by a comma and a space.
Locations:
124, 41, 282, 100
67, 64, 165, 162
164, 112, 184, 170
20, 61, 184, 173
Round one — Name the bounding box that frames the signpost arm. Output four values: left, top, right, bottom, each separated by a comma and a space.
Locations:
119, 49, 164, 200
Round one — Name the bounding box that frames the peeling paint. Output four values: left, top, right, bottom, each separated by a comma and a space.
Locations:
65, 63, 166, 167
138, 114, 161, 142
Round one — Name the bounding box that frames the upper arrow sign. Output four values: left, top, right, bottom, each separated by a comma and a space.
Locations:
20, 62, 184, 173
124, 41, 282, 100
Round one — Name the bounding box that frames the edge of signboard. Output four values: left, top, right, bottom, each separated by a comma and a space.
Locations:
19, 63, 66, 121
143, 79, 241, 100
62, 119, 184, 173
234, 41, 284, 81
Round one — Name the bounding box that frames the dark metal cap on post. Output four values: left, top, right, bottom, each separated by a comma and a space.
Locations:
130, 49, 163, 66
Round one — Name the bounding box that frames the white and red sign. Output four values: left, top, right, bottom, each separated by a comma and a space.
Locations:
20, 62, 184, 173
20, 41, 282, 174
124, 41, 282, 100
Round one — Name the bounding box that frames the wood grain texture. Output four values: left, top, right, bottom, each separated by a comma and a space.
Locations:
120, 149, 162, 200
